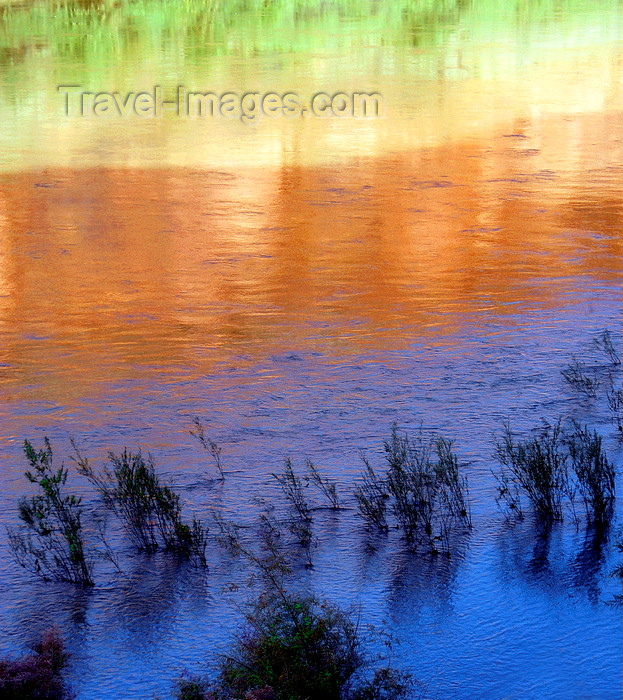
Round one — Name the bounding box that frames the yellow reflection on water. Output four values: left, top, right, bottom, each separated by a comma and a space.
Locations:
0, 0, 621, 170
0, 110, 620, 402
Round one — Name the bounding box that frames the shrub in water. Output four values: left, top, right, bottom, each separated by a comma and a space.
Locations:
494, 421, 568, 523
272, 459, 312, 524
73, 445, 207, 564
190, 417, 225, 480
180, 593, 413, 700
306, 459, 340, 510
567, 423, 615, 523
606, 381, 623, 436
494, 420, 616, 525
8, 439, 93, 586
354, 456, 389, 533
384, 426, 471, 554
592, 329, 621, 366
0, 627, 72, 700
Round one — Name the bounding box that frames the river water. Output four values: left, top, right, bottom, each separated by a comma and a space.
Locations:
0, 2, 621, 698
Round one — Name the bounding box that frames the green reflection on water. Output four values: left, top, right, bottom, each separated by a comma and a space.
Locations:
0, 0, 620, 170
0, 0, 620, 71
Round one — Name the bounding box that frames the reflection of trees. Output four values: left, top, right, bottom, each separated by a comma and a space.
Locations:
381, 539, 467, 622
571, 523, 611, 604
4, 0, 617, 67
495, 519, 612, 603
0, 138, 621, 395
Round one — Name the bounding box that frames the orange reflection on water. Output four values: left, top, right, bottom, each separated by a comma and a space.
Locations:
0, 111, 621, 400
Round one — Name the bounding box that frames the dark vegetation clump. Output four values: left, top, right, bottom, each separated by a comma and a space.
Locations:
606, 382, 623, 436
195, 507, 414, 700
176, 593, 414, 700
354, 426, 471, 554
561, 330, 622, 437
494, 421, 568, 522
0, 627, 73, 700
384, 427, 471, 554
568, 423, 615, 523
592, 329, 621, 366
272, 459, 314, 559
273, 459, 312, 524
354, 455, 389, 533
72, 445, 208, 565
306, 459, 340, 510
561, 358, 600, 398
8, 439, 94, 586
494, 420, 615, 524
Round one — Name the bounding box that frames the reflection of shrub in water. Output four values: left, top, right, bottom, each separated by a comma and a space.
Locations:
609, 539, 623, 608
496, 519, 612, 603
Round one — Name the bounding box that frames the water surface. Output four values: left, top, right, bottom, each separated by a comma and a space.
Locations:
0, 2, 621, 698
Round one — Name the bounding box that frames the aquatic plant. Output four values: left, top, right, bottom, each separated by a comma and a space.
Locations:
176, 593, 414, 700
606, 381, 623, 436
8, 439, 94, 586
567, 423, 615, 523
73, 445, 208, 565
306, 459, 340, 510
272, 459, 315, 562
494, 421, 568, 522
494, 419, 616, 525
592, 329, 621, 366
0, 627, 72, 700
273, 459, 312, 524
176, 675, 209, 700
561, 358, 600, 398
354, 455, 389, 533
190, 417, 225, 480
384, 426, 471, 554
561, 330, 621, 403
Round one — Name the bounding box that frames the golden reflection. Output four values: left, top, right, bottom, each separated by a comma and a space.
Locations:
0, 110, 620, 400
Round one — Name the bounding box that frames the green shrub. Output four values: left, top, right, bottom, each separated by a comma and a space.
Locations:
73, 445, 207, 564
8, 439, 93, 586
178, 594, 413, 700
